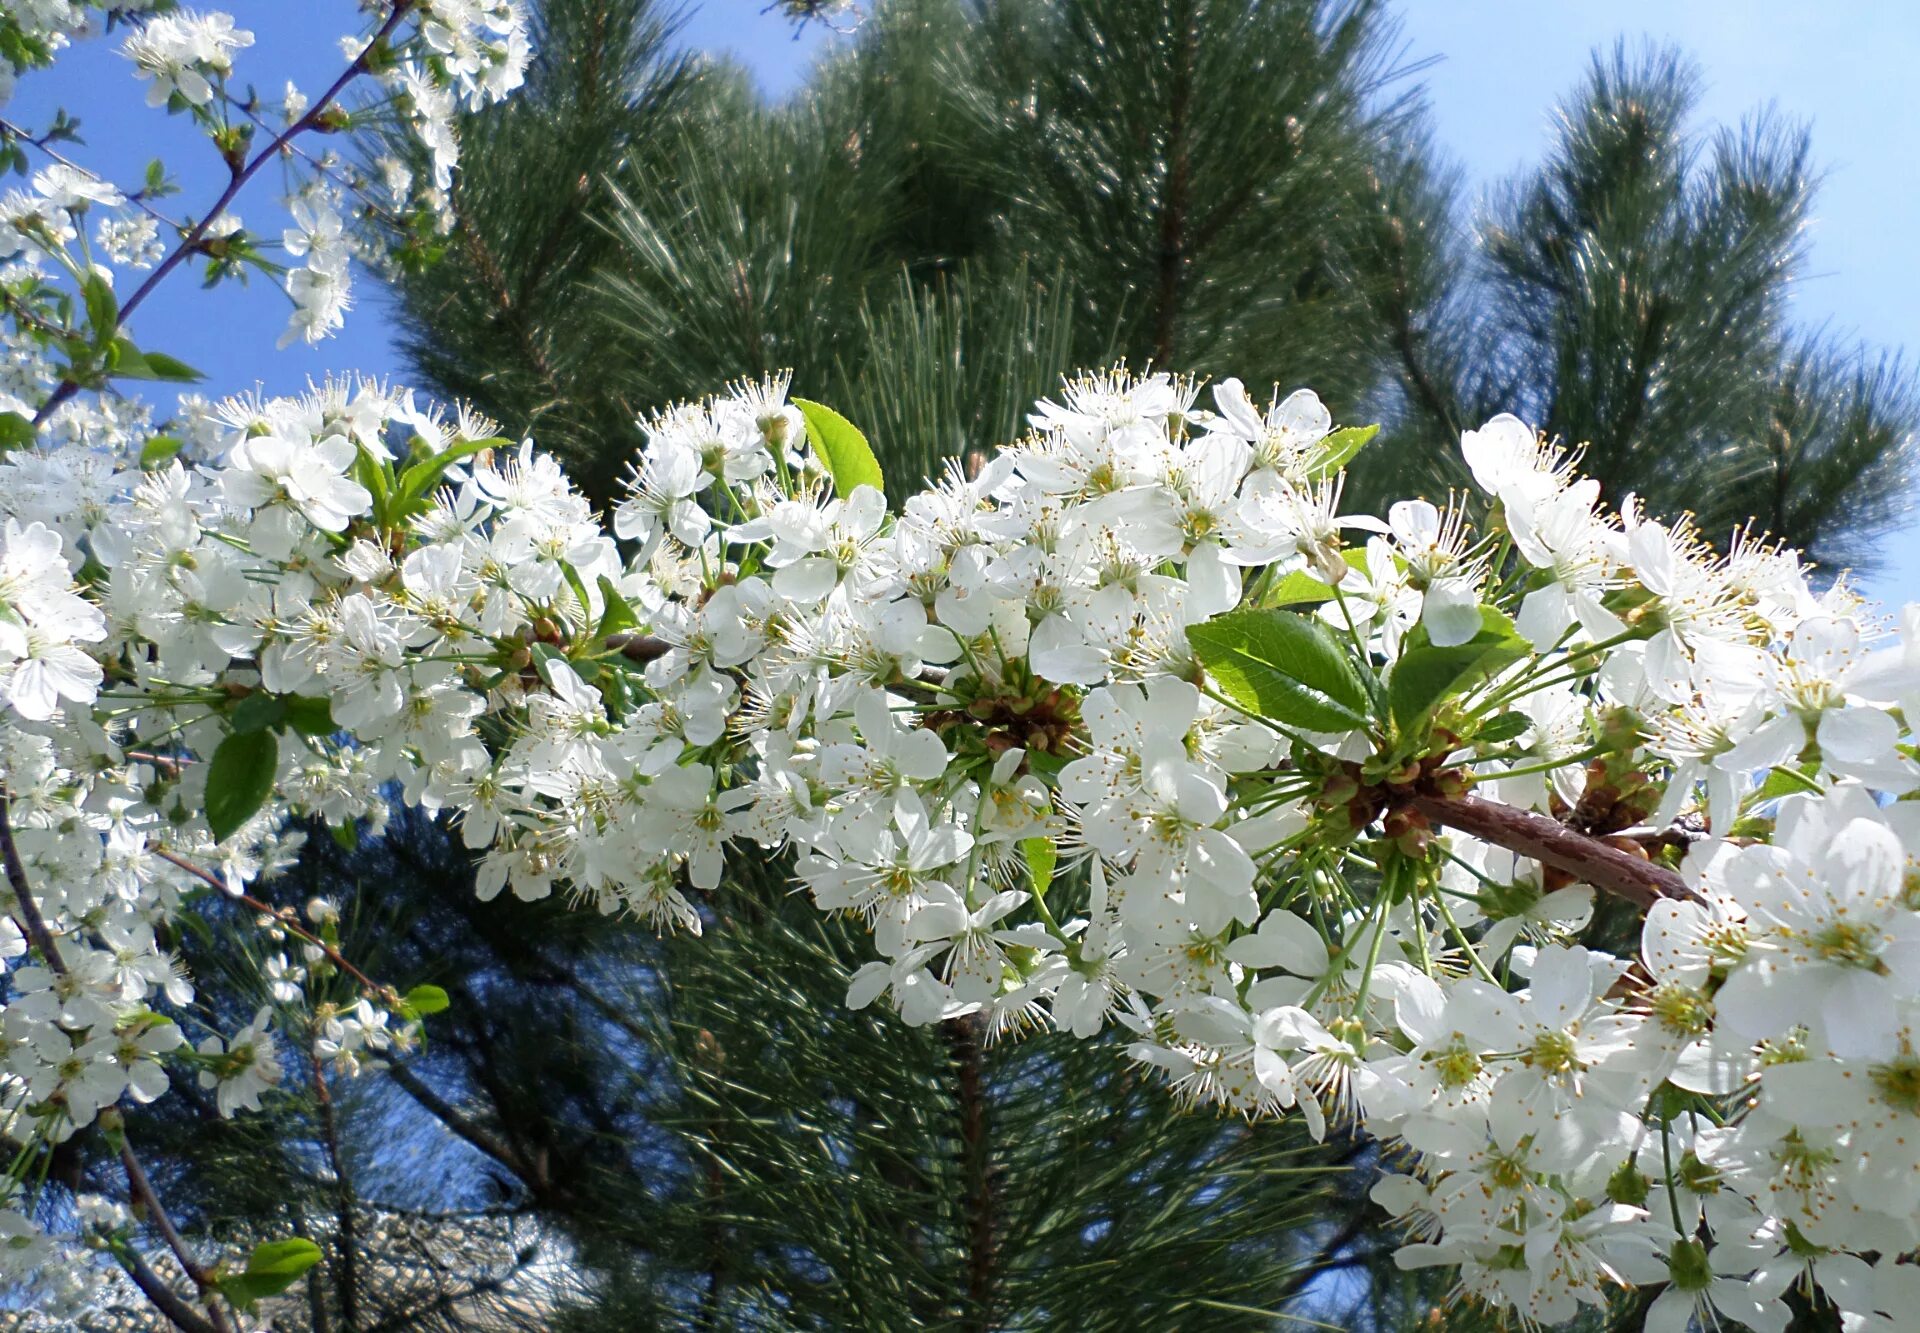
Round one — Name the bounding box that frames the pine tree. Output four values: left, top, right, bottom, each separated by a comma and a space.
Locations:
103, 2, 1913, 1330
1374, 42, 1915, 571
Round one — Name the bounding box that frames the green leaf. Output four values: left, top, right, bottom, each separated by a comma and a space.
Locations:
559, 560, 595, 626
81, 271, 117, 342
1021, 837, 1056, 899
139, 434, 185, 468
228, 692, 287, 735
116, 347, 204, 383
1477, 711, 1533, 744
217, 1238, 323, 1310
1187, 608, 1369, 732
351, 445, 394, 527
1307, 423, 1379, 479
595, 575, 640, 640
793, 398, 884, 499
390, 436, 503, 520
282, 695, 336, 736
1388, 618, 1530, 733
204, 730, 279, 842
1756, 764, 1823, 800
0, 411, 34, 453
1261, 570, 1336, 607
402, 983, 450, 1016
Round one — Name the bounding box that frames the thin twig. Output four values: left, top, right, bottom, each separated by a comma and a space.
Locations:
119, 1142, 235, 1333
0, 792, 65, 970
152, 848, 397, 1002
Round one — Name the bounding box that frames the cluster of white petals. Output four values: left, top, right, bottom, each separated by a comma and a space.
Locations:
3, 7, 1919, 1327
0, 358, 1914, 1325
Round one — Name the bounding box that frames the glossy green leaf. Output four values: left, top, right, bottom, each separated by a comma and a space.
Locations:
139, 434, 185, 468
1307, 423, 1379, 479
1022, 837, 1056, 899
1260, 570, 1337, 607
391, 436, 504, 520
204, 730, 278, 842
1187, 608, 1369, 732
402, 983, 450, 1016
1477, 711, 1533, 744
131, 348, 204, 382
793, 398, 884, 499
228, 691, 287, 735
82, 271, 117, 342
217, 1238, 323, 1309
595, 575, 640, 640
1388, 615, 1530, 732
282, 695, 336, 737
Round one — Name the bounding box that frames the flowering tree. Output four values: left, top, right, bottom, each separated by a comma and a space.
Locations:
3, 5, 1920, 1332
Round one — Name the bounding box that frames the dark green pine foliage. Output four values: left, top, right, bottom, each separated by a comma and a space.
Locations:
1377, 43, 1915, 571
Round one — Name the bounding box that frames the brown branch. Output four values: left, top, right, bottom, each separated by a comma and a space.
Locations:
945, 1014, 999, 1333
1412, 793, 1696, 908
153, 849, 397, 1002
385, 1061, 536, 1187
121, 1249, 220, 1333
121, 1141, 234, 1333
308, 1044, 360, 1331
0, 792, 64, 971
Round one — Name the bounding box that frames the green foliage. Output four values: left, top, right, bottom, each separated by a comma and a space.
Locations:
217, 1238, 325, 1310
1378, 42, 1916, 570
794, 398, 884, 497
204, 729, 278, 842
1387, 615, 1530, 734
1188, 607, 1371, 731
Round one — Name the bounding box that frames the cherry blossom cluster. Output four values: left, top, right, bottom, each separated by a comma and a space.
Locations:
1, 9, 1918, 1327
0, 4, 529, 1323
4, 352, 1916, 1325
1, 0, 529, 368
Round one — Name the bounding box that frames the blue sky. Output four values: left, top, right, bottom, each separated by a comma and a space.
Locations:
13, 1, 1916, 603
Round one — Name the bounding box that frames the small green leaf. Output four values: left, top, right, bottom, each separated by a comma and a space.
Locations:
351, 446, 394, 526
217, 1237, 323, 1309
0, 411, 35, 453
1021, 837, 1056, 899
228, 692, 287, 735
1307, 423, 1379, 479
204, 730, 279, 842
283, 695, 336, 737
139, 434, 185, 468
530, 642, 570, 690
1261, 570, 1337, 607
1187, 608, 1370, 732
1756, 764, 1823, 801
559, 560, 595, 627
117, 347, 203, 382
594, 575, 640, 640
1476, 711, 1533, 744
1388, 618, 1530, 734
793, 398, 884, 499
402, 983, 450, 1016
391, 436, 502, 520
81, 272, 117, 342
